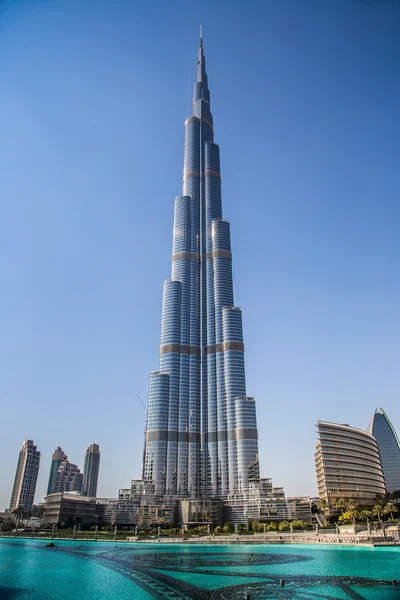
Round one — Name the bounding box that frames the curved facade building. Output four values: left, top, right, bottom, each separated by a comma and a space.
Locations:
143, 36, 260, 499
315, 421, 385, 513
367, 408, 400, 493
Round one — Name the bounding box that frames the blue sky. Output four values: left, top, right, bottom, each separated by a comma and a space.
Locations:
0, 0, 399, 510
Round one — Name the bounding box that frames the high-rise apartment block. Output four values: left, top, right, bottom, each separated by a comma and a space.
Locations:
83, 443, 100, 497
54, 461, 83, 493
315, 421, 386, 515
367, 408, 400, 493
47, 446, 68, 495
142, 34, 260, 503
10, 440, 40, 511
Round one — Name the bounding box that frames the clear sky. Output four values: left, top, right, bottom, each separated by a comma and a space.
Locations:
0, 0, 399, 511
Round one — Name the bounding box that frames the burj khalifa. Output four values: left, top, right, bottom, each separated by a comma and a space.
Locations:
143, 35, 260, 502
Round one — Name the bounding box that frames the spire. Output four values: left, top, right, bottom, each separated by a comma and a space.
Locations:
197, 26, 207, 87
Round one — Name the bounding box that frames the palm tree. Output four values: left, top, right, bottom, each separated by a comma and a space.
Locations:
12, 506, 25, 529
345, 499, 359, 525
384, 502, 398, 521
37, 505, 45, 522
317, 498, 328, 514
358, 509, 372, 523
372, 503, 385, 523
335, 498, 346, 516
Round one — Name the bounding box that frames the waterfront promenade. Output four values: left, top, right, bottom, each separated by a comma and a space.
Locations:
2, 527, 399, 547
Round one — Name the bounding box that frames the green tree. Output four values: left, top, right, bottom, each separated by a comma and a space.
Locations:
345, 499, 359, 525
237, 523, 246, 534
278, 521, 290, 531
250, 519, 263, 533
37, 505, 45, 522
384, 502, 398, 521
12, 506, 25, 528
374, 494, 386, 507
214, 525, 222, 534
266, 522, 277, 532
358, 509, 372, 523
291, 520, 303, 531
372, 504, 385, 523
317, 499, 328, 514
335, 498, 346, 516
222, 521, 233, 533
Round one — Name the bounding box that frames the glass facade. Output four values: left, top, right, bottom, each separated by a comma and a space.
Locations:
367, 408, 400, 493
143, 36, 260, 500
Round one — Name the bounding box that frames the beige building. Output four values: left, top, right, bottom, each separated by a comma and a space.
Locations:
315, 421, 386, 515
10, 440, 41, 511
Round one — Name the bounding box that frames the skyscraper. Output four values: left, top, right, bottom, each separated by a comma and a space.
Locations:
83, 443, 100, 497
315, 421, 386, 514
47, 446, 68, 495
367, 408, 400, 493
54, 460, 83, 493
143, 34, 260, 501
10, 440, 41, 511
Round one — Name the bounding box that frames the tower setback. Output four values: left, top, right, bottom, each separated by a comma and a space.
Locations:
143, 35, 260, 501
47, 446, 68, 495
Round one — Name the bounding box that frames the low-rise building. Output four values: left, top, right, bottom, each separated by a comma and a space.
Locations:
286, 497, 314, 523
179, 499, 221, 526
43, 492, 97, 526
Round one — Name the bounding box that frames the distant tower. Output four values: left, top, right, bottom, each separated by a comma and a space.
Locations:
54, 460, 83, 493
367, 408, 400, 493
47, 446, 67, 495
82, 443, 100, 497
10, 440, 41, 511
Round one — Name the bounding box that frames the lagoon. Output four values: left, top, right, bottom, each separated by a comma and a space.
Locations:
0, 538, 399, 599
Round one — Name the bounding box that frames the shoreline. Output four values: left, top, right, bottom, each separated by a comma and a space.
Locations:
1, 533, 398, 547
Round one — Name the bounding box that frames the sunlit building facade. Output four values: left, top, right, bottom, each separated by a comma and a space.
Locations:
315, 421, 386, 514
47, 446, 68, 495
54, 460, 83, 493
142, 35, 260, 501
10, 440, 41, 511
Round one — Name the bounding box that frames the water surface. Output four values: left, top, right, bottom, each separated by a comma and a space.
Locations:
1, 538, 399, 599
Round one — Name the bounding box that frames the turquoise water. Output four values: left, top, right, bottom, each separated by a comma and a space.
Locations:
0, 538, 399, 599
